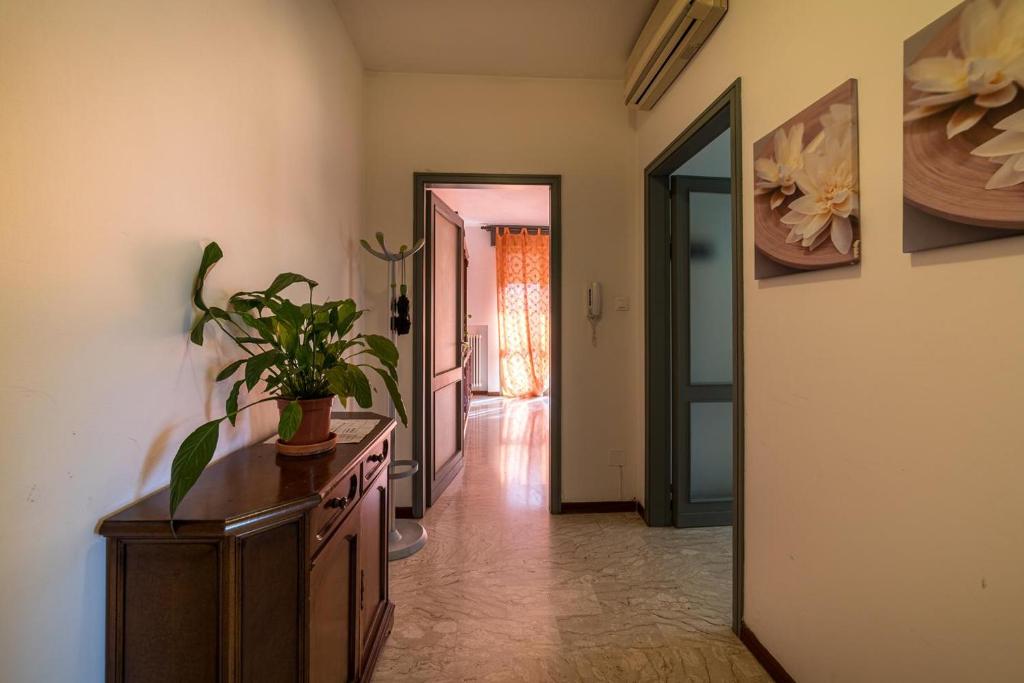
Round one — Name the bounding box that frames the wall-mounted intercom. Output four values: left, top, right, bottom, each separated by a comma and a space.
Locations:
587, 282, 602, 346
587, 282, 602, 320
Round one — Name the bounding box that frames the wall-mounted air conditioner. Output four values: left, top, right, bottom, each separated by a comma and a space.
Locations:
624, 0, 728, 111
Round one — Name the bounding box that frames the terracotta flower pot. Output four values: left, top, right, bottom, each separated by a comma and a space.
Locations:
276, 396, 335, 447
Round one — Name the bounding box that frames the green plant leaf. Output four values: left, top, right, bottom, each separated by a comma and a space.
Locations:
265, 373, 282, 392
229, 295, 263, 312
238, 311, 259, 329
347, 367, 372, 408
245, 350, 280, 391
278, 400, 303, 441
276, 319, 298, 355
233, 336, 267, 345
225, 379, 244, 425
274, 299, 306, 332
190, 311, 210, 345
207, 306, 231, 321
369, 365, 407, 426
326, 363, 370, 406
192, 242, 223, 312
330, 300, 360, 336
169, 419, 222, 517
361, 334, 399, 368
326, 366, 346, 398
252, 316, 277, 341
265, 273, 318, 298
216, 359, 246, 382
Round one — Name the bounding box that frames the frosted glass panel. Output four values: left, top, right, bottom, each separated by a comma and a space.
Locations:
689, 192, 732, 384
690, 402, 732, 502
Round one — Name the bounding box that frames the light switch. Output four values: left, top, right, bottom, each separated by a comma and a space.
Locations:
614, 296, 630, 311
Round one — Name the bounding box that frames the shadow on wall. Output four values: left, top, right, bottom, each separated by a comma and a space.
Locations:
136, 423, 179, 498
756, 262, 861, 289
129, 239, 286, 498
910, 234, 1024, 268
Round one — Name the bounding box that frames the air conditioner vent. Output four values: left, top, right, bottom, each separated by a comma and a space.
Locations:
625, 0, 727, 111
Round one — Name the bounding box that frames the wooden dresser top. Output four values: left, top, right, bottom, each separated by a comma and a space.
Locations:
100, 412, 394, 537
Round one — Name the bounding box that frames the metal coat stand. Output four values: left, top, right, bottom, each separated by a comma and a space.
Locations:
360, 232, 428, 561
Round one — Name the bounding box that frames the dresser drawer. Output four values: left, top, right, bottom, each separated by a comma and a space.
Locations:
360, 434, 390, 493
310, 470, 360, 552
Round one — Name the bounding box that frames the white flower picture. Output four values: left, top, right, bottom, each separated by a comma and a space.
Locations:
903, 0, 1024, 253
754, 80, 861, 279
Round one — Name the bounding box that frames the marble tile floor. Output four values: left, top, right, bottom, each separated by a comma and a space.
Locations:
375, 396, 768, 682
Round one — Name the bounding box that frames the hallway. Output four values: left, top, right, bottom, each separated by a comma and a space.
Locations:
376, 397, 768, 681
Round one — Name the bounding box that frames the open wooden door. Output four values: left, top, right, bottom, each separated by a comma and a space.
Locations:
424, 191, 466, 507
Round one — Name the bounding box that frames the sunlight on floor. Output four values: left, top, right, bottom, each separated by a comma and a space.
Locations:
375, 396, 765, 682
468, 396, 549, 509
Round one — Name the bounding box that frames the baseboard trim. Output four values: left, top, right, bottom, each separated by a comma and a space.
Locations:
636, 500, 645, 520
560, 500, 638, 514
395, 506, 415, 519
739, 621, 795, 683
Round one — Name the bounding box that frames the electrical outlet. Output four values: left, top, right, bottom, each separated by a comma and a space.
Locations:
608, 449, 626, 467
614, 296, 630, 311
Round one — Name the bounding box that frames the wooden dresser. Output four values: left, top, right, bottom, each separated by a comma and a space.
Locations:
99, 412, 395, 683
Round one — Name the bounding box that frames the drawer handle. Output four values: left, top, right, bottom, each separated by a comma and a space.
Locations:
326, 496, 349, 510
367, 453, 384, 463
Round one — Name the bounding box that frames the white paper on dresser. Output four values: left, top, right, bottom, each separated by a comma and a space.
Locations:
331, 418, 380, 443
264, 418, 380, 444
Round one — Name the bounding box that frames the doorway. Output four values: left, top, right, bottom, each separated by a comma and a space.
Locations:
411, 173, 562, 518
643, 81, 744, 630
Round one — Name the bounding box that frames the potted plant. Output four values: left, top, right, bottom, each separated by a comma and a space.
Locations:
168, 242, 406, 518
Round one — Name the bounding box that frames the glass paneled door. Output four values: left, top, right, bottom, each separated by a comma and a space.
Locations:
670, 176, 734, 528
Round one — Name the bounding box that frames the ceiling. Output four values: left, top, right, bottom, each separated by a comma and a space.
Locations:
334, 0, 657, 79
432, 185, 550, 226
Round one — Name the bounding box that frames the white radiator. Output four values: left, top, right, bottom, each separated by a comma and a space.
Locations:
468, 325, 488, 392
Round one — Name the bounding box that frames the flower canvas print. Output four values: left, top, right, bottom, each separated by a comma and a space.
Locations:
753, 79, 861, 279
903, 0, 1024, 252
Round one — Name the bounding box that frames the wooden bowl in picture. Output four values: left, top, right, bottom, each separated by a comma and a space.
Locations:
903, 14, 1024, 229
754, 195, 859, 270
753, 81, 861, 271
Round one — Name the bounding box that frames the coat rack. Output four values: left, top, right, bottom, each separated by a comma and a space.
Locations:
360, 232, 428, 561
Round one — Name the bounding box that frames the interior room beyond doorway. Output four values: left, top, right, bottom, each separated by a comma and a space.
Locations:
433, 184, 552, 400
411, 175, 561, 519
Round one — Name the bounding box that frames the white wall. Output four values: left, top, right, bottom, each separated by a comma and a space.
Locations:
464, 220, 501, 393
635, 0, 1024, 680
0, 2, 365, 680
363, 72, 640, 505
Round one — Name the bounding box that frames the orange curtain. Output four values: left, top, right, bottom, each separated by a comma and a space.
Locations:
495, 228, 550, 398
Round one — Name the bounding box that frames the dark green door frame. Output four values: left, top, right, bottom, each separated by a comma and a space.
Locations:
412, 172, 563, 517
643, 80, 744, 632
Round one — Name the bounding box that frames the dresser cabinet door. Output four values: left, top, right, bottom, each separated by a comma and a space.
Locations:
358, 471, 388, 663
309, 511, 359, 683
